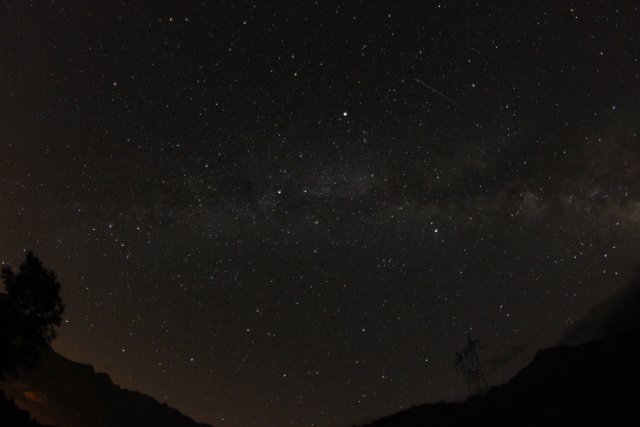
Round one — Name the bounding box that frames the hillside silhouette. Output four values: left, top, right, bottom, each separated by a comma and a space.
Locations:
2, 347, 212, 427
358, 275, 640, 427
560, 270, 640, 346
0, 252, 212, 427
359, 328, 640, 426
0, 390, 47, 427
5, 252, 640, 426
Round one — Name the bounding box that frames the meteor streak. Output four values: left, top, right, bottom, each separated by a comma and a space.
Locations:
415, 78, 462, 108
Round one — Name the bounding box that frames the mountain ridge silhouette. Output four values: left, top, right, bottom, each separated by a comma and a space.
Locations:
357, 327, 640, 426
1, 346, 212, 427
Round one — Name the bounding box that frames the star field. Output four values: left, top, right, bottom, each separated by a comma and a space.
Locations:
1, 2, 640, 426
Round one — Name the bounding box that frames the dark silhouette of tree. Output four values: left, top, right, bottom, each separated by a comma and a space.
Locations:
0, 295, 22, 378
0, 252, 65, 378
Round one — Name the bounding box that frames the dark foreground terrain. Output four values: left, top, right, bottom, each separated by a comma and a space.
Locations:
3, 307, 640, 426
0, 390, 47, 427
360, 328, 640, 427
1, 347, 212, 427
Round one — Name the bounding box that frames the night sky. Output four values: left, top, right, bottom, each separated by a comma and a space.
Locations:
1, 2, 640, 426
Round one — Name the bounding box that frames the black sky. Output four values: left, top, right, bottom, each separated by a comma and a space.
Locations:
1, 1, 640, 426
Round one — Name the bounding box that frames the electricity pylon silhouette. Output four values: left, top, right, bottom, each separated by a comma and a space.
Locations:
455, 334, 488, 396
